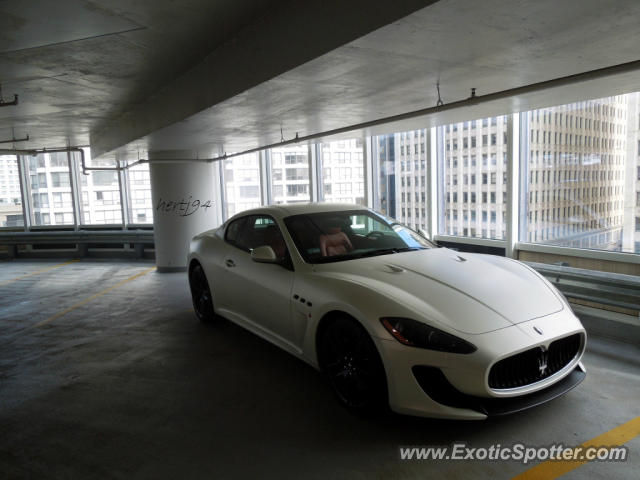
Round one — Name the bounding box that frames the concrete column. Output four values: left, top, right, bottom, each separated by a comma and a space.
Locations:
149, 156, 221, 272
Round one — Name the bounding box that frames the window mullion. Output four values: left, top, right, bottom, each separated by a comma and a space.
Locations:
309, 143, 319, 203
218, 160, 227, 222
116, 157, 128, 228
261, 150, 272, 206
17, 155, 31, 231
506, 113, 520, 258
427, 127, 438, 238
68, 150, 81, 231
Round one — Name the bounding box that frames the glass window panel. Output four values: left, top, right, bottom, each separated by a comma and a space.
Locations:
126, 161, 153, 224
75, 149, 122, 225
438, 116, 507, 239
320, 138, 365, 205
520, 93, 640, 253
0, 155, 24, 227
372, 134, 397, 219
27, 152, 74, 226
372, 129, 428, 230
270, 146, 310, 204
223, 153, 261, 218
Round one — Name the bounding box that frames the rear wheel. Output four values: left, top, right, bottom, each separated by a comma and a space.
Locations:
189, 263, 215, 322
318, 316, 388, 414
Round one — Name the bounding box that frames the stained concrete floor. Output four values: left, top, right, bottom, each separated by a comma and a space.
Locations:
0, 259, 638, 480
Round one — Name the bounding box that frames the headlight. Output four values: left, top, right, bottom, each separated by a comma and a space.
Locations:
380, 317, 476, 354
555, 287, 574, 313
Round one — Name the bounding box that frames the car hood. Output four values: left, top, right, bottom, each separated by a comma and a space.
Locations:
311, 248, 564, 334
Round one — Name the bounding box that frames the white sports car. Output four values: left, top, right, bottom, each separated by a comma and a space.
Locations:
188, 203, 586, 420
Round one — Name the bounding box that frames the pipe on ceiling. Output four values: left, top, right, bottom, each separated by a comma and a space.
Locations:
202, 57, 640, 163
0, 146, 88, 174
4, 57, 640, 168
121, 56, 640, 166
0, 134, 29, 144
0, 148, 37, 155
0, 148, 183, 173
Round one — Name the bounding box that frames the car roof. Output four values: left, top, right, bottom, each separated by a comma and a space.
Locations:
227, 203, 370, 222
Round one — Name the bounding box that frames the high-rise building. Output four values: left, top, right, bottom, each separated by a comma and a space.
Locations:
223, 153, 261, 218
26, 152, 75, 226
397, 129, 429, 230
270, 145, 311, 205
221, 139, 366, 218
0, 155, 21, 205
377, 93, 640, 253
124, 163, 154, 225
0, 155, 23, 227
441, 117, 508, 239
319, 139, 365, 205
15, 150, 154, 227
521, 96, 630, 250
77, 154, 123, 225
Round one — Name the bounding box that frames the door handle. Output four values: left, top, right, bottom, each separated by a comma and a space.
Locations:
225, 259, 236, 268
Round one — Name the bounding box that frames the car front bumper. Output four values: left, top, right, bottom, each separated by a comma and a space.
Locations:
372, 308, 587, 420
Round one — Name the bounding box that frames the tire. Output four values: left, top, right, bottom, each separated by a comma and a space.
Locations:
318, 316, 388, 414
189, 263, 215, 322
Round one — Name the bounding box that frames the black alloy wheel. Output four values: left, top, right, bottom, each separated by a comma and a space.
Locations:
189, 263, 215, 322
319, 317, 388, 414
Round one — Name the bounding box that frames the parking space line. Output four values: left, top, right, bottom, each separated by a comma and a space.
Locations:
512, 416, 640, 479
0, 259, 80, 287
34, 266, 157, 328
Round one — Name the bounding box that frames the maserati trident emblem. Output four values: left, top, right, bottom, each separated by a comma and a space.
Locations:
534, 326, 544, 335
538, 347, 549, 377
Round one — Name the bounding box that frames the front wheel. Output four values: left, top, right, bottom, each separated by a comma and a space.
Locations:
189, 263, 215, 322
318, 317, 388, 414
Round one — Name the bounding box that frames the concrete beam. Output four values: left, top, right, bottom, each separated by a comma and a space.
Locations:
90, 0, 436, 158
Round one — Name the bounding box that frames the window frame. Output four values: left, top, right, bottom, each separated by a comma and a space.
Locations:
223, 213, 294, 270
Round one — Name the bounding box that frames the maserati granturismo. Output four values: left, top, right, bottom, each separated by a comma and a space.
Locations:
188, 203, 586, 419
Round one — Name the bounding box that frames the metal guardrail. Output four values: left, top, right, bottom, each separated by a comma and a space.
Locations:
0, 230, 154, 258
0, 234, 636, 312
0, 230, 154, 245
527, 261, 640, 312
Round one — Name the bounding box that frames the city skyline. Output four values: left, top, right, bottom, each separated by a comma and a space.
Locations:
374, 93, 640, 254
2, 94, 640, 254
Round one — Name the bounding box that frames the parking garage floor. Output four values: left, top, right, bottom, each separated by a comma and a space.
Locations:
0, 259, 638, 479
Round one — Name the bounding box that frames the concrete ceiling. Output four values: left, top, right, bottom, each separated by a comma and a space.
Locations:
0, 0, 432, 157
2, 0, 640, 162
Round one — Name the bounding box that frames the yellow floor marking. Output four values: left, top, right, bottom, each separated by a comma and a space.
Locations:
512, 416, 640, 479
0, 259, 80, 287
34, 266, 156, 328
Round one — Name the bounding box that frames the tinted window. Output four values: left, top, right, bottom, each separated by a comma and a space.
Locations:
225, 217, 248, 249
284, 210, 435, 263
243, 216, 288, 260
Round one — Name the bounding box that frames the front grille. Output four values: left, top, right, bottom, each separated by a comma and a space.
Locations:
489, 333, 582, 389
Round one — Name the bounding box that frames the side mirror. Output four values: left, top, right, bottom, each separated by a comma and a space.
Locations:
251, 245, 278, 263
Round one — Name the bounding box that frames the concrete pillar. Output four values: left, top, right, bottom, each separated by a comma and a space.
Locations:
149, 156, 221, 272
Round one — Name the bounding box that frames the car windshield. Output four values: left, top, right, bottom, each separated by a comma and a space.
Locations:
284, 210, 436, 263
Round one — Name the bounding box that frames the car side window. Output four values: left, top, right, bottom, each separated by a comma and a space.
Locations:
225, 217, 248, 250
243, 216, 288, 260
